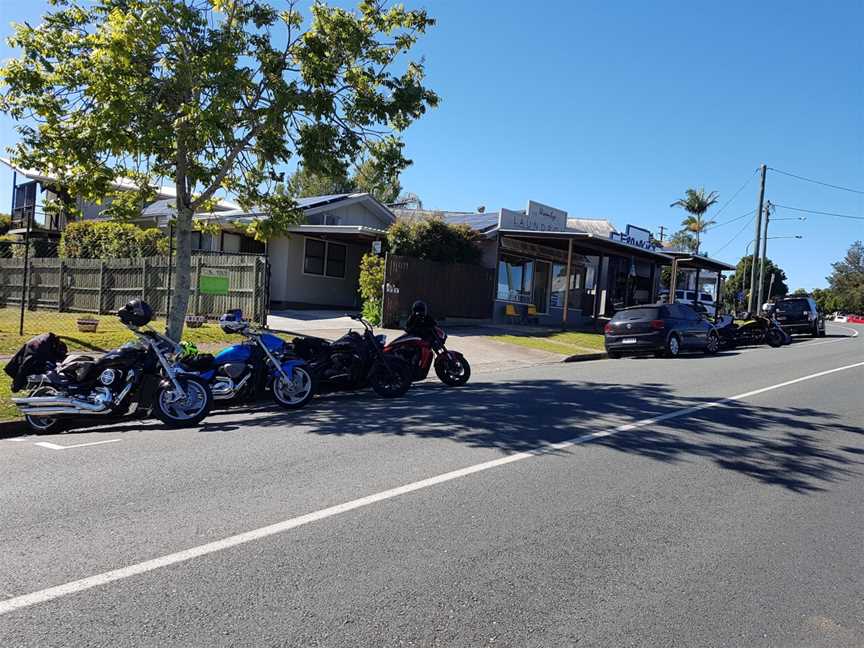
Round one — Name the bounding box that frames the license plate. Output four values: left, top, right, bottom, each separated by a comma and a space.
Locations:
622, 338, 637, 344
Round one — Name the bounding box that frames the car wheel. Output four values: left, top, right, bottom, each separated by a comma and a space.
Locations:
811, 322, 820, 338
704, 331, 720, 355
665, 334, 681, 358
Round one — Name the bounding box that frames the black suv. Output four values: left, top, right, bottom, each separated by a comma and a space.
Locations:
604, 303, 720, 358
772, 296, 825, 337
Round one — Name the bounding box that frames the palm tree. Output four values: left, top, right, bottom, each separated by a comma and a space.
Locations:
670, 187, 719, 254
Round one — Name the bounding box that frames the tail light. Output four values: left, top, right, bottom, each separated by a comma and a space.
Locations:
650, 319, 666, 330
604, 323, 613, 334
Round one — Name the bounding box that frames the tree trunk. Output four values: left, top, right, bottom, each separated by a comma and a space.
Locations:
167, 200, 194, 341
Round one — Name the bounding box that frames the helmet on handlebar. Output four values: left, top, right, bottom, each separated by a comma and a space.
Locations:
219, 309, 247, 334
118, 299, 153, 327
411, 300, 428, 317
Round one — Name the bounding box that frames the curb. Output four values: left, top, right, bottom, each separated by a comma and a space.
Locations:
563, 352, 608, 363
0, 418, 24, 438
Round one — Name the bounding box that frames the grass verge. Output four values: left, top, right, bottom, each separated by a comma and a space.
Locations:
492, 330, 605, 357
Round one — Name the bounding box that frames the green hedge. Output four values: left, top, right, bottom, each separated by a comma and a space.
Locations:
60, 221, 168, 259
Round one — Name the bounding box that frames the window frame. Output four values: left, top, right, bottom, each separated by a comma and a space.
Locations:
302, 237, 348, 280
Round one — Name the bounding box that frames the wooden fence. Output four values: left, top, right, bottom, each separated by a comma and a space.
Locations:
0, 253, 269, 324
381, 254, 495, 327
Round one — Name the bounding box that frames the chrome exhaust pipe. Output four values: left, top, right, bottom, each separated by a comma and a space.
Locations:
12, 396, 110, 413
19, 406, 113, 416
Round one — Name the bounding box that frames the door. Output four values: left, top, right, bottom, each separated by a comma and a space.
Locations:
533, 261, 551, 314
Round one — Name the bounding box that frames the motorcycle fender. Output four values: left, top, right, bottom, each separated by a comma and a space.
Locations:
276, 359, 305, 379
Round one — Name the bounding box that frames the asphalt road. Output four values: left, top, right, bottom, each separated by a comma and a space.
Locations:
1, 324, 862, 647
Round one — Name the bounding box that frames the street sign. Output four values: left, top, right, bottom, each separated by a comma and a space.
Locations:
198, 268, 230, 295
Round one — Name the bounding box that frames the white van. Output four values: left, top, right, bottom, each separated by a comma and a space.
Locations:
659, 290, 717, 317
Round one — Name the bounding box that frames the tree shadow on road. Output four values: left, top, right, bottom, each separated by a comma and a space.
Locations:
192, 376, 864, 494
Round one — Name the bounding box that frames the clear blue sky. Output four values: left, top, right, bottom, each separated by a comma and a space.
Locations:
1, 0, 861, 290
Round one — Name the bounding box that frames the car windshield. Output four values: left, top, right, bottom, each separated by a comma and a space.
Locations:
777, 299, 808, 313
612, 307, 660, 321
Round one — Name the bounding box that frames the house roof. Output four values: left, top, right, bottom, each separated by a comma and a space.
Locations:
662, 250, 736, 272
499, 228, 674, 262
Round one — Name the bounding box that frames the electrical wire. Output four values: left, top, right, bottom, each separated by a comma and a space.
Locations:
707, 208, 756, 229
708, 167, 760, 224
768, 167, 864, 195
773, 204, 864, 221
713, 212, 756, 254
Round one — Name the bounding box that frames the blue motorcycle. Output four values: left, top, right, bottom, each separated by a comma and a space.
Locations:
181, 310, 314, 410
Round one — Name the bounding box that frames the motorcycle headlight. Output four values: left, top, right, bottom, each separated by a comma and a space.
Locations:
99, 368, 118, 386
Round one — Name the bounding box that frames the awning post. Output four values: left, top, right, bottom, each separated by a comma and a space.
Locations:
562, 238, 573, 328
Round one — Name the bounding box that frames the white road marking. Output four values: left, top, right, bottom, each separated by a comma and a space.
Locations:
34, 439, 121, 451
1, 360, 863, 616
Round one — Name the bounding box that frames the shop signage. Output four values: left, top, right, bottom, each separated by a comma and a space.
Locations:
499, 201, 567, 232
198, 268, 230, 295
609, 224, 662, 251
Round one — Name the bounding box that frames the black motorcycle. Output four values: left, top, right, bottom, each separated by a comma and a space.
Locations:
292, 315, 412, 398
10, 301, 213, 433
715, 313, 786, 349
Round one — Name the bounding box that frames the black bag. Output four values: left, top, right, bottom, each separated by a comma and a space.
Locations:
4, 333, 69, 392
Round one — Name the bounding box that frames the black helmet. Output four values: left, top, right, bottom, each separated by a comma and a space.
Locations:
118, 299, 153, 327
411, 300, 428, 317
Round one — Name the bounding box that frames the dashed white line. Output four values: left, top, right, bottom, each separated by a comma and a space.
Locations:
34, 439, 121, 451
1, 360, 862, 616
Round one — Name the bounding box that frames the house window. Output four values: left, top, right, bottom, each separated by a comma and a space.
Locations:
550, 263, 585, 307
304, 238, 347, 278
222, 232, 241, 253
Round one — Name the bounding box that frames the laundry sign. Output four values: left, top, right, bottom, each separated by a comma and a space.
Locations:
198, 268, 230, 295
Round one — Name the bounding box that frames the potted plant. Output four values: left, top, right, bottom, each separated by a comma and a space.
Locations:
76, 316, 99, 333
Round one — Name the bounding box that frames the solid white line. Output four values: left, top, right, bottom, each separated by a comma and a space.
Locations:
1, 360, 863, 616
34, 439, 121, 451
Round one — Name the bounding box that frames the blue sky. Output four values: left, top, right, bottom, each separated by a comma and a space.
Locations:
1, 0, 861, 290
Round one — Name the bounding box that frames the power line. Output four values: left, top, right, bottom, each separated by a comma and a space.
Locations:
708, 208, 756, 229
709, 167, 760, 224
773, 203, 864, 221
768, 167, 864, 195
714, 213, 756, 254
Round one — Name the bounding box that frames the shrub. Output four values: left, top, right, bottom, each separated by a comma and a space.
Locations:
0, 213, 10, 235
11, 237, 58, 258
358, 252, 385, 325
387, 217, 481, 264
60, 221, 168, 259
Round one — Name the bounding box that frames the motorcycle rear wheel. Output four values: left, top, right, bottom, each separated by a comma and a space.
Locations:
765, 329, 784, 348
370, 358, 412, 398
23, 386, 66, 435
435, 355, 471, 386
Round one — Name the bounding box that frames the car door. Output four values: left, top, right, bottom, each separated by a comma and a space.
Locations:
680, 304, 706, 347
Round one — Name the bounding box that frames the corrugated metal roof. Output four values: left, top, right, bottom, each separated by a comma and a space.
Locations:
567, 218, 616, 237
440, 212, 500, 231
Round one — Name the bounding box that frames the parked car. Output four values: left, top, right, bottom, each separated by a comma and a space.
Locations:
604, 303, 720, 358
771, 296, 825, 337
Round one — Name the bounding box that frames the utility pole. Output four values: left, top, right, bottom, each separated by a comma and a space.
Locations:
747, 163, 767, 313
756, 200, 773, 312
657, 225, 667, 243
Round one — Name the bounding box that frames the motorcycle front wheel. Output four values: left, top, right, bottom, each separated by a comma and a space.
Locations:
152, 376, 213, 428
765, 329, 784, 348
271, 366, 315, 410
434, 354, 471, 386
370, 358, 412, 398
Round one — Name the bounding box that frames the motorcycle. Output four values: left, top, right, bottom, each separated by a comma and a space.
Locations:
10, 302, 213, 433
179, 310, 314, 410
715, 312, 786, 349
383, 323, 471, 386
292, 315, 412, 398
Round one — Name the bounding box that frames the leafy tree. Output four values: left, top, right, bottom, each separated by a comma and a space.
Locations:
667, 229, 697, 254
0, 213, 10, 235
670, 187, 719, 254
352, 153, 402, 204
722, 255, 788, 310
792, 288, 808, 295
287, 166, 353, 198
811, 287, 841, 314
827, 240, 864, 313
288, 149, 405, 204
1, 0, 438, 339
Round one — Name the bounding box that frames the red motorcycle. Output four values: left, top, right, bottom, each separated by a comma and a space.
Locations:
383, 324, 471, 386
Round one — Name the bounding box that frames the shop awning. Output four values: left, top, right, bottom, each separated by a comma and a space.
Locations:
499, 229, 673, 262
662, 251, 736, 272
284, 224, 388, 243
